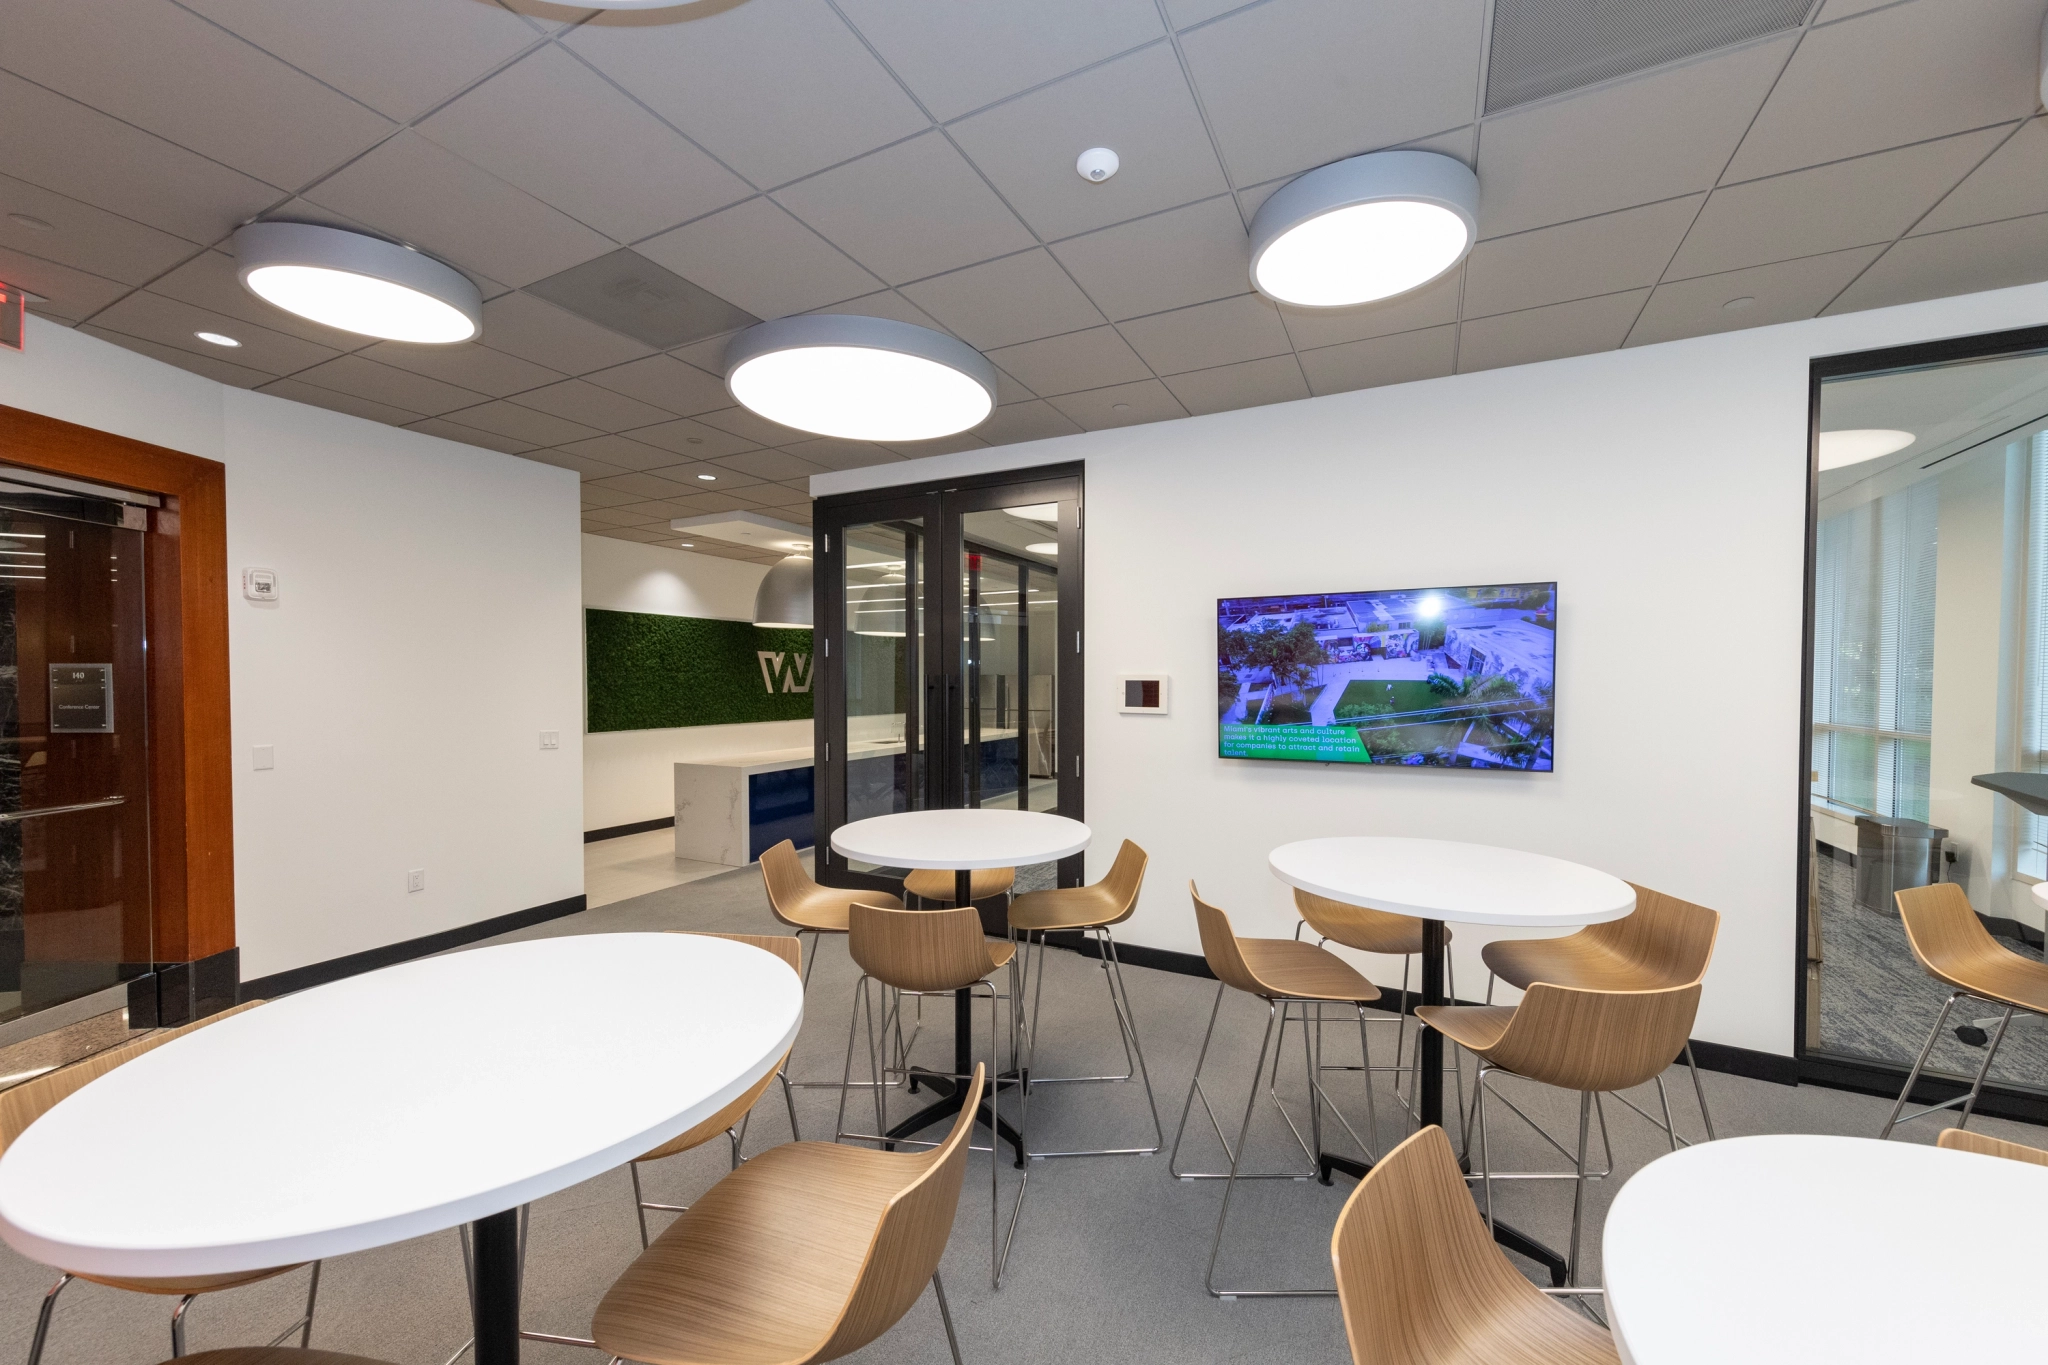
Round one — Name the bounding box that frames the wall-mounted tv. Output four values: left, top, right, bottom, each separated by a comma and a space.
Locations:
1218, 582, 1555, 769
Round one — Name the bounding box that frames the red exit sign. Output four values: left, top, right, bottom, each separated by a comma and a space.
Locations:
0, 284, 21, 351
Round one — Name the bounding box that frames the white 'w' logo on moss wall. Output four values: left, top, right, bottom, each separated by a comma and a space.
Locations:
757, 651, 813, 694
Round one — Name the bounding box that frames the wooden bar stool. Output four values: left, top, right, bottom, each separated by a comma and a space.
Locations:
1170, 883, 1382, 1298
760, 839, 908, 1090
1331, 1125, 1616, 1365
1937, 1126, 2048, 1165
1881, 882, 2048, 1138
905, 865, 1016, 906
1480, 882, 1721, 1140
1008, 839, 1161, 1158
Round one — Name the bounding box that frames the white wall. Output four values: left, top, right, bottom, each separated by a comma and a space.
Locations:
580, 535, 809, 832
815, 280, 2048, 1059
0, 317, 584, 981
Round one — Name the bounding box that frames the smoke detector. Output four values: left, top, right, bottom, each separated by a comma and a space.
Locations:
1076, 147, 1120, 183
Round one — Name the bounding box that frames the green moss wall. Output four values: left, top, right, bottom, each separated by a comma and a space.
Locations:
585, 608, 815, 733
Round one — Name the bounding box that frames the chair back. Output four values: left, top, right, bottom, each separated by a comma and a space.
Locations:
1096, 840, 1150, 925
759, 839, 816, 928
0, 1000, 265, 1154
1189, 883, 1262, 996
1895, 882, 2005, 985
1583, 884, 1720, 986
816, 1066, 987, 1360
1332, 1125, 1609, 1365
680, 930, 802, 977
1485, 981, 1702, 1093
637, 935, 802, 1161
1938, 1126, 2048, 1167
849, 902, 995, 993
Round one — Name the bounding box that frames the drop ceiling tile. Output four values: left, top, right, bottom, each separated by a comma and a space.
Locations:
0, 248, 130, 322
1914, 119, 2048, 235
0, 72, 276, 244
804, 290, 952, 335
415, 45, 751, 244
780, 438, 904, 471
684, 487, 776, 513
624, 418, 762, 460
256, 377, 418, 427
507, 378, 676, 432
901, 250, 1106, 350
0, 175, 196, 287
949, 44, 1228, 241
1162, 354, 1310, 415
290, 354, 488, 417
976, 399, 1085, 446
1825, 211, 2048, 315
668, 331, 745, 375
1725, 0, 2042, 182
1474, 36, 1795, 238
581, 505, 659, 528
712, 448, 831, 481
836, 0, 1163, 122
175, 0, 545, 123
1455, 290, 1649, 374
584, 355, 731, 418
777, 133, 1037, 287
5, 0, 395, 188
882, 432, 989, 458
360, 340, 566, 399
476, 292, 654, 374
1047, 379, 1188, 430
635, 197, 882, 320
1117, 293, 1290, 376
1276, 267, 1462, 350
565, 0, 929, 188
580, 484, 643, 509
993, 369, 1036, 404
145, 249, 368, 348
303, 133, 616, 290
78, 326, 272, 387
1626, 246, 1885, 347
516, 447, 630, 478
554, 435, 683, 473
1815, 0, 1893, 17
597, 525, 674, 544
586, 469, 702, 499
438, 399, 603, 447
615, 498, 705, 520
1464, 196, 1704, 319
1178, 0, 1486, 186
695, 406, 814, 448
1668, 128, 2004, 280
1296, 324, 1457, 396
88, 291, 344, 375
987, 327, 1153, 397
1049, 197, 1249, 323
647, 460, 767, 491
405, 416, 540, 457
742, 481, 815, 508
1165, 0, 1258, 28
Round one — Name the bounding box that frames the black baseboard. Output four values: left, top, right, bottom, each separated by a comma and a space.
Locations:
584, 816, 674, 843
240, 895, 588, 1000
1980, 912, 2046, 949
1689, 1038, 1799, 1086
1800, 1052, 2048, 1128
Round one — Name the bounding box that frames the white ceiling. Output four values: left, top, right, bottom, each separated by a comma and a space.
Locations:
3, 0, 2047, 561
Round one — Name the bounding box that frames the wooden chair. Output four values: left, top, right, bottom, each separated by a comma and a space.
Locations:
1479, 882, 1721, 1140
1881, 883, 2048, 1138
3, 1002, 325, 1365
760, 839, 907, 1090
591, 1066, 988, 1365
904, 866, 1016, 905
1006, 839, 1161, 1158
1937, 1126, 2048, 1166
1331, 1125, 1616, 1365
159, 1352, 390, 1365
1169, 883, 1382, 1298
837, 902, 1024, 1287
1418, 981, 1702, 1286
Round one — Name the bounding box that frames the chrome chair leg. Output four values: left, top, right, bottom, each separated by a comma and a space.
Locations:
27, 1273, 71, 1365
1957, 1003, 2017, 1130
262, 1261, 323, 1350
628, 1163, 652, 1249
171, 1294, 196, 1357
1683, 1041, 1717, 1141
1023, 928, 1162, 1158
1881, 989, 1964, 1138
1568, 1090, 1592, 1288
931, 1272, 964, 1365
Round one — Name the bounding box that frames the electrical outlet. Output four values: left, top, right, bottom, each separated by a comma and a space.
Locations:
407, 868, 425, 893
539, 731, 560, 750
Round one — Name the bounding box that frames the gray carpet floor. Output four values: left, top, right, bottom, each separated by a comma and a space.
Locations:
4, 859, 2046, 1365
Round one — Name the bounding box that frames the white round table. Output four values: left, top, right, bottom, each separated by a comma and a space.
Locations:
831, 808, 1090, 1162
1605, 1134, 2048, 1364
0, 934, 803, 1365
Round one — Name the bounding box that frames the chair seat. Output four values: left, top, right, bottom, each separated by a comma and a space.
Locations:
1428, 1295, 1619, 1365
594, 1141, 910, 1365
904, 867, 1014, 903
1298, 895, 1449, 957
1009, 882, 1125, 932
775, 887, 904, 934
1414, 1004, 1516, 1055
172, 1352, 392, 1365
1237, 939, 1379, 1003
1482, 936, 1658, 993
80, 1264, 305, 1295
1924, 944, 2048, 1016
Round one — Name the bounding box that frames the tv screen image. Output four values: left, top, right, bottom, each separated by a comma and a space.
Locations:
1218, 582, 1556, 769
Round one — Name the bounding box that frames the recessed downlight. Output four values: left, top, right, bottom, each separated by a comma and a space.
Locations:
677, 541, 695, 548
1249, 150, 1478, 309
194, 331, 241, 348
726, 314, 995, 442
7, 213, 53, 233
233, 222, 480, 344
1818, 429, 1915, 471
698, 474, 717, 481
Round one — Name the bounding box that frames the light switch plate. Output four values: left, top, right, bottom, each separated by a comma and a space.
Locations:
407, 868, 425, 893
540, 731, 560, 750
252, 744, 274, 770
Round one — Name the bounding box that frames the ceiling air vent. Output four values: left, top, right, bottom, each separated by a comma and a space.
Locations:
1485, 0, 1809, 113
524, 248, 758, 349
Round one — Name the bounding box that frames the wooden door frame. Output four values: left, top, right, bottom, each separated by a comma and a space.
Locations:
0, 402, 233, 999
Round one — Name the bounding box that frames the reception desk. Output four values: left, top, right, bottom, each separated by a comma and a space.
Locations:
674, 748, 816, 866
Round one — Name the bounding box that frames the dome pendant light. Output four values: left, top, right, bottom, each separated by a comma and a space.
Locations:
233, 222, 482, 343
1249, 150, 1479, 309
754, 554, 814, 630
725, 315, 996, 442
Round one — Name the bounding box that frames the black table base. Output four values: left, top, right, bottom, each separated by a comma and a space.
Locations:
470, 1207, 521, 1365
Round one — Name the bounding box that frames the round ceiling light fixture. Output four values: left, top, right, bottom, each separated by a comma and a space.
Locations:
233, 222, 481, 343
194, 331, 241, 348
1025, 542, 1058, 554
1249, 150, 1479, 309
1818, 428, 1915, 471
726, 314, 996, 442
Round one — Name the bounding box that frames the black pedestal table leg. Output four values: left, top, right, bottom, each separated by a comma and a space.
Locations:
471, 1207, 520, 1365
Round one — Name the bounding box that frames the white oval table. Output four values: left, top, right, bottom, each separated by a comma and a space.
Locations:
1605, 1134, 2048, 1364
0, 934, 803, 1365
1269, 836, 1635, 1282
832, 808, 1090, 1163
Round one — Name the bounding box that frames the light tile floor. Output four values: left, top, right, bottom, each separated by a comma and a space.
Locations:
582, 828, 732, 909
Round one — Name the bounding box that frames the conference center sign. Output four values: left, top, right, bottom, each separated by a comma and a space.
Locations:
585, 608, 814, 732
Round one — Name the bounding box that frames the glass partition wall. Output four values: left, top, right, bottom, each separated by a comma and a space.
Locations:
1803, 330, 2048, 1115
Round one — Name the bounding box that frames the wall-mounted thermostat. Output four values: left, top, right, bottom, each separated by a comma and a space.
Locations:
242, 567, 277, 602
1119, 675, 1169, 715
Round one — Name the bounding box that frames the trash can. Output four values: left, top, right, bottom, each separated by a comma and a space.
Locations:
1854, 814, 1947, 914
